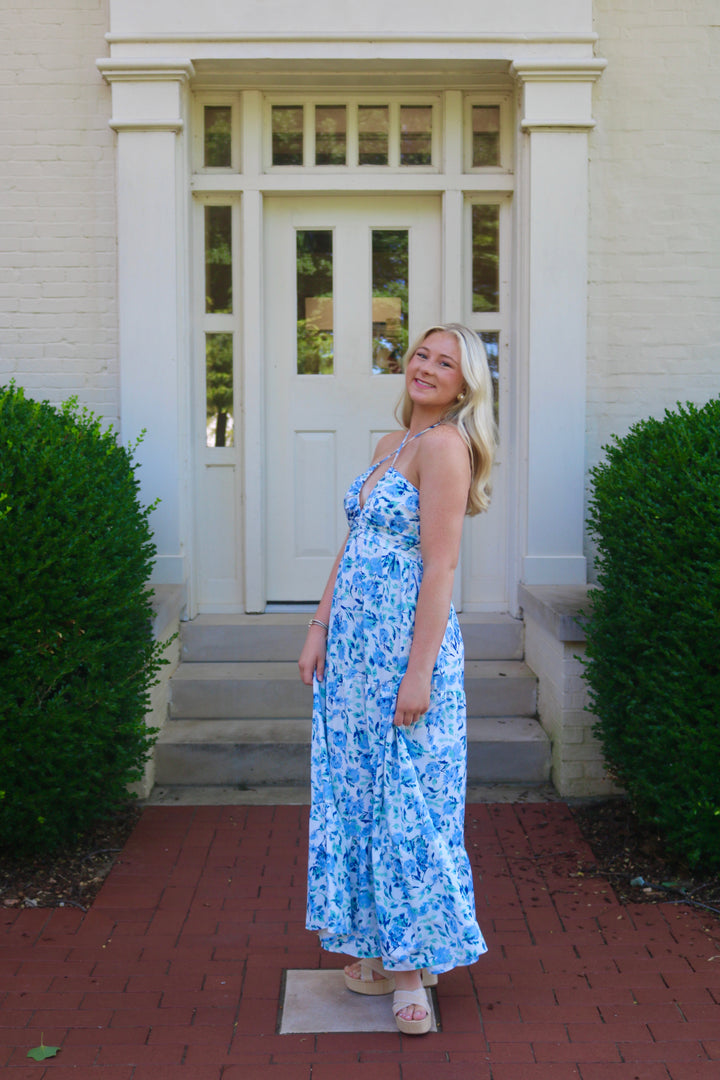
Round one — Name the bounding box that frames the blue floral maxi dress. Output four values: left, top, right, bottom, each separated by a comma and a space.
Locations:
306, 433, 487, 974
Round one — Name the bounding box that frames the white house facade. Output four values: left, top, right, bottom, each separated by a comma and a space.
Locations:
2, 0, 719, 796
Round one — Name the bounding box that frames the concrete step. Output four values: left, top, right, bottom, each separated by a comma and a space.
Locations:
180, 612, 524, 663
154, 716, 551, 788
169, 660, 537, 719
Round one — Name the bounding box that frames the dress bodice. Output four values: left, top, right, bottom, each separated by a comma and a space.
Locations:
344, 467, 421, 555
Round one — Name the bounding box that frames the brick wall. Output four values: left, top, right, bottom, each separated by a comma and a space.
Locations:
0, 1, 118, 424
588, 2, 720, 502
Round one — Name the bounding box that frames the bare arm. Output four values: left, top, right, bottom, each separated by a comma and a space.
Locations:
297, 532, 348, 685
393, 427, 470, 726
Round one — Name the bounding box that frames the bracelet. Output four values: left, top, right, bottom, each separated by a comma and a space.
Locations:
308, 618, 329, 632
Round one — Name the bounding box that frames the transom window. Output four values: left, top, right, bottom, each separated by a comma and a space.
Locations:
265, 98, 439, 170
199, 93, 512, 174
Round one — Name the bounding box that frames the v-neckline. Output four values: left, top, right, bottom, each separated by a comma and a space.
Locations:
357, 422, 439, 509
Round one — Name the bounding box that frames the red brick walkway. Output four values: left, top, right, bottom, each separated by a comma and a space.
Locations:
2, 803, 719, 1079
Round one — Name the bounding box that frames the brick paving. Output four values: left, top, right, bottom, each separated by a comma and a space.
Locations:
2, 802, 719, 1078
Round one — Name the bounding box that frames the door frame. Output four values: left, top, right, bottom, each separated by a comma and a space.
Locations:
186, 87, 518, 613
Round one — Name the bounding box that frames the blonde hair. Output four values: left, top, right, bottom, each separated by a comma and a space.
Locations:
395, 323, 497, 516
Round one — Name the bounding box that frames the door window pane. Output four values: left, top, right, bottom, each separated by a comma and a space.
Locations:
206, 333, 234, 447
472, 106, 500, 167
297, 231, 334, 374
204, 106, 232, 168
315, 106, 346, 165
472, 204, 500, 312
205, 206, 232, 314
371, 230, 408, 374
400, 106, 432, 166
478, 332, 500, 422
272, 106, 304, 165
359, 106, 389, 165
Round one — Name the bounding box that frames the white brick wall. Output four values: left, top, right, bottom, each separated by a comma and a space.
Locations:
0, 1, 118, 424
588, 2, 720, 496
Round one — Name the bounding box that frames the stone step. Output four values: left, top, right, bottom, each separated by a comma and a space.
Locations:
154, 717, 551, 788
169, 660, 537, 719
180, 612, 524, 663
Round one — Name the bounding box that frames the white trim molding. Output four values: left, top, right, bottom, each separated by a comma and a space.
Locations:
110, 119, 184, 132
97, 59, 196, 82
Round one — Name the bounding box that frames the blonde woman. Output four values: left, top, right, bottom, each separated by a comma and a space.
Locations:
299, 324, 496, 1035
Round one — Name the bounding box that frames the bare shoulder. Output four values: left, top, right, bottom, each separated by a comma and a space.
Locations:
371, 429, 405, 463
418, 423, 469, 468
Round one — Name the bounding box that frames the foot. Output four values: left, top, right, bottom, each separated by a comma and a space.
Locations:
344, 958, 387, 985
393, 970, 429, 1023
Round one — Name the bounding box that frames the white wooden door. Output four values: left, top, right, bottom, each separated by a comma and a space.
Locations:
264, 195, 441, 601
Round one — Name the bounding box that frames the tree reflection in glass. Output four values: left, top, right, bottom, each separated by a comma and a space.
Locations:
205, 206, 232, 314
472, 204, 500, 312
359, 106, 389, 165
478, 331, 500, 424
272, 106, 304, 166
315, 106, 346, 165
400, 106, 432, 165
297, 231, 334, 374
206, 333, 234, 447
372, 230, 408, 374
204, 106, 232, 168
472, 106, 500, 168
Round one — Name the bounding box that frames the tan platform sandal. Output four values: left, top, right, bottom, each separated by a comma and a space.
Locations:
344, 960, 438, 996
392, 986, 431, 1035
343, 958, 395, 995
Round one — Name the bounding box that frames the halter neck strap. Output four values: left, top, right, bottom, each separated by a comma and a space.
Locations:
391, 421, 441, 465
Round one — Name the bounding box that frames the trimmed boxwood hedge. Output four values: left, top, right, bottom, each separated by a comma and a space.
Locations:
0, 385, 164, 854
584, 397, 720, 869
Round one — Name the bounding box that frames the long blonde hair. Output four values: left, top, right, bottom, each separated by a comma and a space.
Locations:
395, 323, 497, 516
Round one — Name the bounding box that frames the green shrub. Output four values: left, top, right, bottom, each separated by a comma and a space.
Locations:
0, 385, 164, 854
584, 397, 720, 868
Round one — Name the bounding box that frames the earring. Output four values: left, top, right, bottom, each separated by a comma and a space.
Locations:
456, 389, 466, 403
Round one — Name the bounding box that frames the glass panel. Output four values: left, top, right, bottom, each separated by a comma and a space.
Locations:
206, 333, 234, 447
400, 106, 432, 166
371, 230, 409, 374
478, 332, 500, 423
472, 204, 500, 312
359, 106, 389, 165
315, 105, 346, 165
297, 231, 334, 374
204, 106, 232, 168
272, 106, 304, 166
204, 206, 232, 314
472, 106, 501, 167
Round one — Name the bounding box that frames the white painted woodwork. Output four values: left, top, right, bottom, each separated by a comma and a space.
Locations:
99, 64, 194, 587
263, 195, 441, 601
99, 1, 605, 613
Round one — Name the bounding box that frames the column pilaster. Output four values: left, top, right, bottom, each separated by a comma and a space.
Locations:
98, 59, 195, 586
511, 58, 605, 586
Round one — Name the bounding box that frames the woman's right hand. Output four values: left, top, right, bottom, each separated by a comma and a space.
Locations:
298, 626, 327, 685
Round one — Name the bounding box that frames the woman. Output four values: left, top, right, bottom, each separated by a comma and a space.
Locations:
298, 323, 496, 1035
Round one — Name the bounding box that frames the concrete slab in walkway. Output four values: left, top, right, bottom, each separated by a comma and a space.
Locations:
279, 970, 438, 1033
1, 802, 719, 1080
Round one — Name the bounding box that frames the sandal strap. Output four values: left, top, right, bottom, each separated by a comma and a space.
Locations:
360, 958, 388, 982
392, 987, 429, 1016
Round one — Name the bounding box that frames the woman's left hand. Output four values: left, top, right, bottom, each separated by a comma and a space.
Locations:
393, 671, 432, 727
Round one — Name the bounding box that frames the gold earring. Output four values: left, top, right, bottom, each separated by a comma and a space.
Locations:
456, 389, 466, 403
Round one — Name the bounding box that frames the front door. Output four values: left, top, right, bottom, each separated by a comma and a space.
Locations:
264, 194, 441, 601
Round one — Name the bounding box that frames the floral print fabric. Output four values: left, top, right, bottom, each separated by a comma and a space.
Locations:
306, 460, 487, 973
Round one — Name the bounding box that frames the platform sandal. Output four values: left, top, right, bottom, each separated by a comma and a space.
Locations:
345, 961, 438, 996
392, 986, 431, 1035
343, 958, 395, 995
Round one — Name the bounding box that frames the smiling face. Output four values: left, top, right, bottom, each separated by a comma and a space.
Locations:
405, 330, 465, 417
